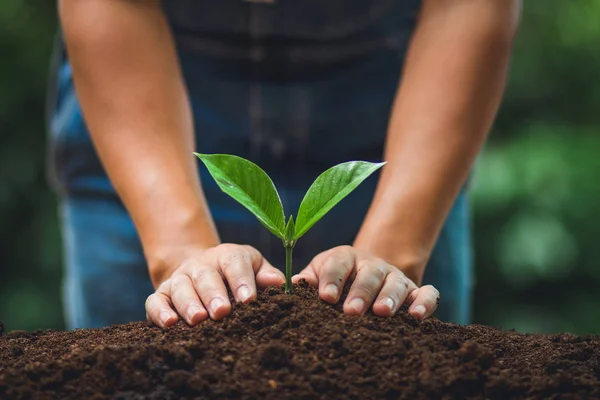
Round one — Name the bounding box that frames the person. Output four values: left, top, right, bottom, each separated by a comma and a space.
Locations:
49, 0, 520, 330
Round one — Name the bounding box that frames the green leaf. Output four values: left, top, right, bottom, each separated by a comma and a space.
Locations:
294, 161, 385, 240
284, 215, 295, 246
195, 153, 285, 238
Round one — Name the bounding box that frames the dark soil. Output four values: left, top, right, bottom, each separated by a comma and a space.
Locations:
1, 282, 599, 400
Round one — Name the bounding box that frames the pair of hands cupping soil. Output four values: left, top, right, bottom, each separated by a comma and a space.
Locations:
145, 155, 440, 329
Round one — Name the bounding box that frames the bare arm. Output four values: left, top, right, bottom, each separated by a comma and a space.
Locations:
59, 0, 284, 327
59, 0, 218, 283
295, 0, 520, 320
354, 0, 521, 285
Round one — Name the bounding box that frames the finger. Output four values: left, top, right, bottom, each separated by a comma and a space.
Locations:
255, 257, 285, 289
190, 265, 231, 320
314, 249, 355, 303
343, 260, 388, 316
406, 285, 440, 320
372, 271, 416, 317
292, 266, 318, 287
218, 245, 258, 303
145, 290, 179, 328
169, 274, 209, 326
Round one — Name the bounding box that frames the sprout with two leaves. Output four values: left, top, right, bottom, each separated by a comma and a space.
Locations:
195, 153, 385, 293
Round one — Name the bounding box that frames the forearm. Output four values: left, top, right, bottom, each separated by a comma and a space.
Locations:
60, 0, 219, 286
354, 0, 521, 283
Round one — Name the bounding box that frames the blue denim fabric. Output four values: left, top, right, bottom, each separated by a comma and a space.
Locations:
48, 0, 473, 329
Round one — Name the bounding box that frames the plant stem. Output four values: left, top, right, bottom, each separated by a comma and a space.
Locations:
285, 245, 293, 293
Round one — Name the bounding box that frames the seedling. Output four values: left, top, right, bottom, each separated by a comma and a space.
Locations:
195, 153, 385, 293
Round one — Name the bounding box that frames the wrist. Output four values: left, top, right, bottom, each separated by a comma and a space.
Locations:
146, 244, 215, 289
354, 231, 430, 286
355, 180, 451, 286
139, 206, 220, 288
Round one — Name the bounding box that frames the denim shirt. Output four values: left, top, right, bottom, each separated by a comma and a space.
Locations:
164, 0, 419, 47
48, 0, 420, 194
47, 0, 422, 256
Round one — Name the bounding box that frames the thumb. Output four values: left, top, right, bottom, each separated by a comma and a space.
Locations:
255, 258, 285, 289
405, 285, 440, 320
291, 265, 318, 287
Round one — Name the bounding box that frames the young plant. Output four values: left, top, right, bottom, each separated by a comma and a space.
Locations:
195, 153, 385, 293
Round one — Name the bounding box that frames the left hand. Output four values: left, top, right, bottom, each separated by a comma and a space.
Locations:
292, 245, 439, 319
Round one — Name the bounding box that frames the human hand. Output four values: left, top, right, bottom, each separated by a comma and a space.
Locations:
145, 244, 285, 328
292, 245, 439, 319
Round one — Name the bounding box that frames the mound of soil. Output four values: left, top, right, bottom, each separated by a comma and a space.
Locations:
1, 282, 599, 399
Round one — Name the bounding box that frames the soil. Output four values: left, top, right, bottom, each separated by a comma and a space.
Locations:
1, 282, 599, 400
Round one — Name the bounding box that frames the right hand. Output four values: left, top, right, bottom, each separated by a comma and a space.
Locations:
145, 244, 285, 328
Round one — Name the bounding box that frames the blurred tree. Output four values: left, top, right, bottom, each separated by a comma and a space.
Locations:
474, 0, 600, 334
472, 131, 600, 334
497, 0, 600, 134
0, 1, 62, 330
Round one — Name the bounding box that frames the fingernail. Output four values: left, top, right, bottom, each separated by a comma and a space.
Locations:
237, 285, 252, 303
323, 283, 339, 299
413, 305, 426, 317
187, 304, 202, 321
381, 297, 396, 312
267, 272, 285, 283
348, 298, 365, 314
273, 271, 286, 279
160, 310, 174, 326
209, 298, 225, 315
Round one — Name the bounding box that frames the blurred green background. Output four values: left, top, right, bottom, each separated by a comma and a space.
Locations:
1, 2, 599, 334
